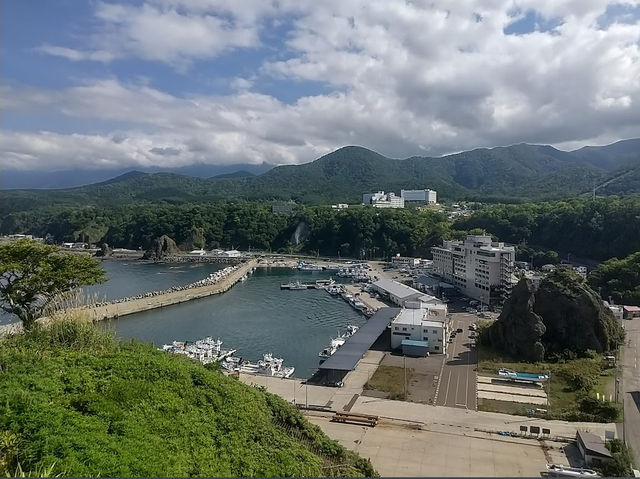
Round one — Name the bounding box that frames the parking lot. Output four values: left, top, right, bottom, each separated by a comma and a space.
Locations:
436, 311, 478, 409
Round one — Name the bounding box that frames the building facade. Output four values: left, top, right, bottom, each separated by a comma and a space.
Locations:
400, 189, 437, 204
362, 191, 405, 208
431, 235, 515, 304
390, 307, 448, 354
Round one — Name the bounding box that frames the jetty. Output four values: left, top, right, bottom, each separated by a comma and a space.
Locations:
79, 259, 258, 321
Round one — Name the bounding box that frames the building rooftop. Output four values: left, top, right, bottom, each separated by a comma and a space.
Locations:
576, 430, 612, 458
393, 308, 445, 326
372, 279, 422, 299
318, 308, 401, 372
624, 306, 640, 312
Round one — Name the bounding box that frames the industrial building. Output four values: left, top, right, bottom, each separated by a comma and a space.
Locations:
390, 307, 448, 355
370, 279, 424, 306
575, 430, 612, 466
431, 235, 515, 304
400, 189, 437, 204
362, 191, 405, 208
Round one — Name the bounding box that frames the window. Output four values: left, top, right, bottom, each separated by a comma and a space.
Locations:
402, 327, 407, 331
434, 346, 439, 351
394, 326, 399, 330
432, 329, 438, 333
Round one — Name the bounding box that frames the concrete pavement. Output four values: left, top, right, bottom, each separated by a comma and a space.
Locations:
622, 318, 640, 465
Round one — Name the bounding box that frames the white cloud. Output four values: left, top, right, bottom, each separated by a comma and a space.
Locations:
8, 0, 640, 170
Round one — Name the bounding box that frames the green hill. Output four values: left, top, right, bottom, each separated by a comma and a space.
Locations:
4, 139, 640, 213
0, 320, 376, 477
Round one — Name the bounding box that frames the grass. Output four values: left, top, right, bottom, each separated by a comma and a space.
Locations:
477, 398, 546, 417
364, 365, 414, 400
0, 318, 377, 477
477, 343, 619, 421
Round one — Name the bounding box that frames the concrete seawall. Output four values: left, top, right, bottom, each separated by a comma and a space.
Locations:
75, 259, 258, 322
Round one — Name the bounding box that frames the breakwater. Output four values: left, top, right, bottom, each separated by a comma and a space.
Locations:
73, 259, 258, 322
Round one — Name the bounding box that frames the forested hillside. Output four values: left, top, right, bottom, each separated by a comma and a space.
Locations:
4, 139, 640, 212
0, 321, 376, 477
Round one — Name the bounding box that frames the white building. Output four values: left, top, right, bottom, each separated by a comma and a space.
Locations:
188, 248, 206, 256
390, 307, 448, 354
362, 191, 404, 208
391, 256, 421, 268
370, 279, 423, 306
331, 203, 349, 209
431, 235, 515, 304
401, 189, 437, 204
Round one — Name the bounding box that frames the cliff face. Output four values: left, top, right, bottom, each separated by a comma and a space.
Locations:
142, 235, 179, 260
489, 269, 624, 360
488, 279, 546, 361
534, 270, 624, 354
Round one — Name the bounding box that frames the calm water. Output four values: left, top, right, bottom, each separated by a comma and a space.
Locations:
102, 267, 366, 379
83, 260, 224, 302
0, 260, 224, 326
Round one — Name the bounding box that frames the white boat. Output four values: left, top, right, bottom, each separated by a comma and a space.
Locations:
298, 261, 324, 271
318, 325, 359, 360
319, 336, 346, 359
161, 337, 236, 364
326, 284, 342, 295
229, 353, 295, 378
545, 464, 599, 478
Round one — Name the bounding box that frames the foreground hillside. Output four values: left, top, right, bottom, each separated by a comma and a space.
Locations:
0, 321, 376, 477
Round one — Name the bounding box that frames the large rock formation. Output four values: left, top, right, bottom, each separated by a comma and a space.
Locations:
94, 243, 113, 257
143, 235, 179, 260
535, 268, 624, 355
488, 279, 546, 361
489, 268, 624, 360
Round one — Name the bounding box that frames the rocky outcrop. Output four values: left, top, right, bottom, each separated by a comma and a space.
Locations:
95, 243, 113, 257
489, 268, 624, 360
535, 269, 624, 354
143, 235, 179, 260
488, 279, 546, 361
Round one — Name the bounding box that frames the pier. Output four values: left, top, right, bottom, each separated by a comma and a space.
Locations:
75, 259, 258, 322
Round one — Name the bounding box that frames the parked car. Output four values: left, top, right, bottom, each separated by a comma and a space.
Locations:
456, 328, 463, 333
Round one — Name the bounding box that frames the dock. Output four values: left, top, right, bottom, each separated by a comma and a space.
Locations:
74, 259, 258, 322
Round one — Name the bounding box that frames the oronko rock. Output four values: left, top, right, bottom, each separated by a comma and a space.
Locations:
488, 279, 546, 361
143, 235, 179, 260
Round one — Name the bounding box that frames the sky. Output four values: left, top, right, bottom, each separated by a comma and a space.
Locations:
2, 0, 640, 172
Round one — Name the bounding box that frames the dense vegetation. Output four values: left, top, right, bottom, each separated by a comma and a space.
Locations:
4, 139, 640, 211
589, 251, 640, 305
0, 320, 376, 477
1, 203, 453, 259
454, 196, 640, 261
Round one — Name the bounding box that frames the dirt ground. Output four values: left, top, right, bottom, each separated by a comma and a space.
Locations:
362, 351, 443, 404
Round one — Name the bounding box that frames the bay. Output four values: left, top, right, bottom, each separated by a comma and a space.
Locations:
102, 267, 366, 379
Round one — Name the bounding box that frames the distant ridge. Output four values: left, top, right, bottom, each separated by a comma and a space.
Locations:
4, 139, 640, 212
210, 170, 255, 179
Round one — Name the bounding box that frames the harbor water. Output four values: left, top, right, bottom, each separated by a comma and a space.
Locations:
100, 266, 366, 379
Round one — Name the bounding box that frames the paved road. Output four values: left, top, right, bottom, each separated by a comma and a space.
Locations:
622, 318, 640, 465
436, 312, 477, 409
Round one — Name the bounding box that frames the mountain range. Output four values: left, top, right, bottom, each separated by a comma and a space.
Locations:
4, 139, 640, 213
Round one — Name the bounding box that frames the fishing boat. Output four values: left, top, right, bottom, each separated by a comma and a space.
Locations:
230, 353, 295, 378
318, 325, 359, 360
161, 337, 236, 364
298, 261, 324, 271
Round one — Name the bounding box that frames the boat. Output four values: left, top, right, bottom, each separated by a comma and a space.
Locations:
318, 325, 359, 360
498, 368, 549, 382
161, 337, 236, 364
545, 464, 599, 478
326, 284, 342, 295
319, 336, 346, 359
233, 353, 295, 378
298, 261, 324, 271
280, 281, 310, 290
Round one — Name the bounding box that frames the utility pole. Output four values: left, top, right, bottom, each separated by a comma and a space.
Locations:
404, 355, 408, 399
546, 369, 551, 416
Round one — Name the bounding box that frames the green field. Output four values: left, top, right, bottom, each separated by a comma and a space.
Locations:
364, 365, 414, 400
477, 344, 619, 421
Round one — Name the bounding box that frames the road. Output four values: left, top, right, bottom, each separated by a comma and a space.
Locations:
622, 318, 640, 465
436, 312, 477, 409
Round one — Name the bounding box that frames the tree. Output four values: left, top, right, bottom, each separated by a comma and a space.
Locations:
0, 240, 106, 330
